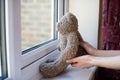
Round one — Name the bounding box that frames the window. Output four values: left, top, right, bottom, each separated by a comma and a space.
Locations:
21, 0, 59, 68
0, 0, 8, 79
5, 0, 66, 79
21, 0, 58, 53
2, 0, 99, 79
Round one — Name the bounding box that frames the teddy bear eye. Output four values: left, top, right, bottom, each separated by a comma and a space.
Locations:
60, 22, 62, 24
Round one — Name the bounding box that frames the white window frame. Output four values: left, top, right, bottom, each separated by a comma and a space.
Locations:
5, 0, 69, 80
0, 0, 8, 79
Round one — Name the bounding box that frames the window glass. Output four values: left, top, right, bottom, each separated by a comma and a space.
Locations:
21, 0, 55, 51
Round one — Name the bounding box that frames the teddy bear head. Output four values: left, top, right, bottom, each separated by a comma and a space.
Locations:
56, 12, 78, 34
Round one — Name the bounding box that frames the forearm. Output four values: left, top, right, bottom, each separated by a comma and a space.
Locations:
80, 42, 120, 57
92, 56, 120, 70
90, 49, 120, 57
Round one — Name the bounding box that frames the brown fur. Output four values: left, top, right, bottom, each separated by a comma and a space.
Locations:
39, 12, 87, 78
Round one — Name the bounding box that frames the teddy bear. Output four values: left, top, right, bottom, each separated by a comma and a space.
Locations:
39, 12, 87, 78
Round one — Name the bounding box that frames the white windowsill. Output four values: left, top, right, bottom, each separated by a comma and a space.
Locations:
41, 66, 96, 80
40, 49, 97, 80
21, 49, 96, 80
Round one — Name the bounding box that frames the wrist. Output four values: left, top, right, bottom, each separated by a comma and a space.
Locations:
89, 48, 98, 56
91, 56, 105, 67
86, 55, 97, 66
89, 56, 100, 67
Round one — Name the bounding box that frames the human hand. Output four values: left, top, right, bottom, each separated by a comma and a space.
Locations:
66, 55, 94, 69
80, 42, 97, 55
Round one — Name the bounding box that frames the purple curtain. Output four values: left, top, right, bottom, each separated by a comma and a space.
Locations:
97, 0, 120, 80
101, 0, 120, 50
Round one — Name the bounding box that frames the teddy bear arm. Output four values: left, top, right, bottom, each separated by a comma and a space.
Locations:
60, 34, 79, 60
68, 33, 79, 48
59, 36, 67, 51
59, 46, 78, 62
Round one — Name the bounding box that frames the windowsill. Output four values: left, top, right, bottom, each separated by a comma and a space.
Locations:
41, 66, 96, 80
21, 49, 96, 80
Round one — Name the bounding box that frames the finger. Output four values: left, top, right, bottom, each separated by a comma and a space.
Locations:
79, 41, 88, 47
71, 63, 79, 67
79, 41, 85, 45
71, 64, 87, 69
66, 60, 76, 64
66, 58, 78, 64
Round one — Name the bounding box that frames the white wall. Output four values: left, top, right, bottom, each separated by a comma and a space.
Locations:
69, 0, 99, 48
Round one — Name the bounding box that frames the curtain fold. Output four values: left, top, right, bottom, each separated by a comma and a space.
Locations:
97, 0, 120, 80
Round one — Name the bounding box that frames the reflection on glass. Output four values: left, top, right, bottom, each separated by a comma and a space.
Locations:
21, 0, 53, 50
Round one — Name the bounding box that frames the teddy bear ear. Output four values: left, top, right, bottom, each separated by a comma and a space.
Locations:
66, 12, 78, 25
